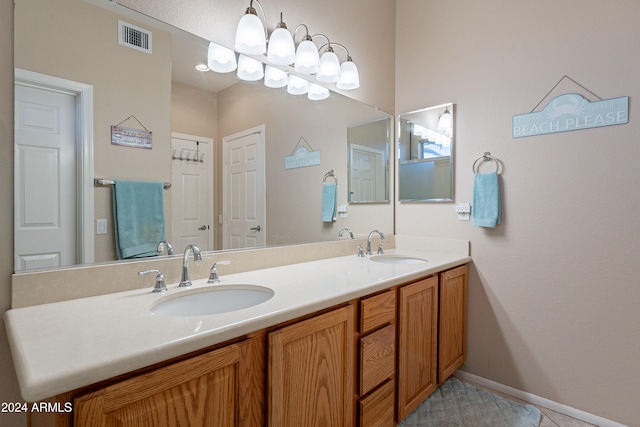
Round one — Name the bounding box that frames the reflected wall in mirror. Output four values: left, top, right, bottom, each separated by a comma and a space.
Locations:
347, 118, 391, 203
398, 103, 454, 202
13, 0, 394, 271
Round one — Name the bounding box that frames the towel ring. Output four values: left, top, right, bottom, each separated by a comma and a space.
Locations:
323, 170, 337, 185
472, 152, 500, 174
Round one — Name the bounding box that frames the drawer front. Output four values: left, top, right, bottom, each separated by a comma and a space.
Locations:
359, 324, 395, 395
358, 379, 395, 427
360, 290, 396, 334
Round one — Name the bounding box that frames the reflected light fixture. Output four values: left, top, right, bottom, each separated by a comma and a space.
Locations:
437, 107, 452, 133
195, 63, 209, 72
316, 45, 341, 83
237, 54, 264, 81
235, 0, 267, 55
287, 74, 309, 95
308, 83, 329, 100
264, 65, 288, 88
267, 13, 295, 66
207, 42, 237, 73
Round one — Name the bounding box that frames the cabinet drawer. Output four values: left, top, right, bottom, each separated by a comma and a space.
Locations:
359, 324, 395, 395
360, 290, 396, 334
358, 379, 395, 427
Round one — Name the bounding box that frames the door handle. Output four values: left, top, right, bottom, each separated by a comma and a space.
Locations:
198, 225, 208, 231
250, 225, 262, 232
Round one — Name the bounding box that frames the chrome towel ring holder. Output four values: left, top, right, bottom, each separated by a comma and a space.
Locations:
323, 169, 337, 185
472, 152, 500, 174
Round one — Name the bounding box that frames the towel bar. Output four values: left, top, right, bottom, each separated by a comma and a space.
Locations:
94, 178, 172, 189
323, 170, 337, 185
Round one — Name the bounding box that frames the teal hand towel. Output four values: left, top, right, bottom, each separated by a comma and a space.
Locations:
472, 172, 501, 228
113, 180, 166, 259
321, 183, 337, 223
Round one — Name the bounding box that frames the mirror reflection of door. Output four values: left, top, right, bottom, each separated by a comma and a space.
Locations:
222, 125, 266, 249
14, 70, 94, 271
349, 144, 386, 202
170, 133, 213, 251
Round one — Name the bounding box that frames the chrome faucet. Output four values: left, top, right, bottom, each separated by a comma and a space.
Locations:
139, 269, 167, 293
179, 244, 202, 287
157, 240, 174, 255
208, 261, 231, 283
366, 230, 385, 255
339, 228, 354, 239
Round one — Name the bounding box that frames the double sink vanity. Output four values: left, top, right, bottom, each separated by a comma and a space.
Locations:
5, 236, 470, 426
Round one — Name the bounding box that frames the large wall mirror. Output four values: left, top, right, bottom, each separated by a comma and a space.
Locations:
397, 104, 454, 202
13, 0, 394, 272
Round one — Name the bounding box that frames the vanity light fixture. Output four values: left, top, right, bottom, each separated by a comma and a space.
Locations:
336, 56, 360, 90
293, 25, 320, 74
207, 42, 237, 73
237, 54, 265, 81
437, 107, 452, 133
267, 13, 295, 65
264, 65, 288, 88
287, 74, 309, 95
308, 83, 330, 100
235, 0, 267, 55
316, 45, 341, 83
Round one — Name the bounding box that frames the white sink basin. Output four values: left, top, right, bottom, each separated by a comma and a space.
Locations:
150, 285, 274, 317
370, 255, 428, 264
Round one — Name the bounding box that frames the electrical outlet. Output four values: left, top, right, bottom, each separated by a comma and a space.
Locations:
455, 203, 471, 221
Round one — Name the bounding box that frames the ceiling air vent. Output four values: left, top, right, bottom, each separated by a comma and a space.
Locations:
118, 20, 152, 54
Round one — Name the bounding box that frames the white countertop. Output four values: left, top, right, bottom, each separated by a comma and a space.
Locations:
5, 247, 470, 402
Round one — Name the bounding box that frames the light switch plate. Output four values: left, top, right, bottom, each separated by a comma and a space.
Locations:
456, 203, 471, 221
96, 219, 108, 234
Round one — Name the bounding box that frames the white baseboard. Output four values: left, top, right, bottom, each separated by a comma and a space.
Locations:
453, 371, 628, 427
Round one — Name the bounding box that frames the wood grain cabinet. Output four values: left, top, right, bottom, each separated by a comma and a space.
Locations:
268, 305, 355, 427
74, 338, 264, 427
356, 290, 396, 427
438, 265, 468, 383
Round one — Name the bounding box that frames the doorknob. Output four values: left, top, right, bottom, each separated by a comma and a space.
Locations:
198, 225, 208, 231
250, 225, 262, 232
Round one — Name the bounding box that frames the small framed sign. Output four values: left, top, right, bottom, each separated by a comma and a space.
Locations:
111, 125, 153, 149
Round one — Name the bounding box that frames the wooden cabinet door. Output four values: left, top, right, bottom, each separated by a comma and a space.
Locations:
438, 265, 468, 383
74, 339, 260, 427
268, 305, 355, 427
396, 276, 438, 421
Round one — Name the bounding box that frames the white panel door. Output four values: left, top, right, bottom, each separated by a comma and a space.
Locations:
171, 133, 213, 251
350, 144, 385, 202
14, 84, 77, 270
223, 125, 266, 249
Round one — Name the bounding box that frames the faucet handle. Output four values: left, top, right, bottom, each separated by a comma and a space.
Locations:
139, 269, 167, 293
377, 243, 384, 255
208, 261, 231, 283
357, 245, 365, 257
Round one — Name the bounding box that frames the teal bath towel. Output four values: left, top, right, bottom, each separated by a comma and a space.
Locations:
113, 180, 166, 259
321, 183, 337, 223
472, 172, 501, 228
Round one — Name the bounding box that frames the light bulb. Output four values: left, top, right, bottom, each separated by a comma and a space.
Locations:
264, 65, 288, 88
316, 49, 340, 83
267, 27, 295, 66
207, 42, 237, 73
336, 60, 360, 90
237, 55, 264, 81
235, 11, 266, 55
294, 39, 320, 74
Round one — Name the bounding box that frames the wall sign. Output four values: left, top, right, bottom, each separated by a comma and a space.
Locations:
111, 125, 153, 149
284, 137, 321, 169
513, 93, 628, 138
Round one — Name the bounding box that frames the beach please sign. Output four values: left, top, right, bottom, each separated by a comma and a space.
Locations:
512, 93, 628, 138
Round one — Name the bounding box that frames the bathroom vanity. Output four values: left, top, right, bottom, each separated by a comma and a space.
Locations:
5, 237, 470, 426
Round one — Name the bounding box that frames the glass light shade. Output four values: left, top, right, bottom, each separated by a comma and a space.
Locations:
316, 50, 341, 83
287, 74, 309, 95
234, 13, 266, 55
237, 55, 264, 81
267, 28, 295, 65
294, 40, 320, 74
437, 109, 452, 133
264, 65, 288, 88
336, 60, 360, 90
207, 42, 237, 73
307, 83, 329, 101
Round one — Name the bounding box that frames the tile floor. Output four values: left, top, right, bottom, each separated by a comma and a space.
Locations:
461, 379, 598, 427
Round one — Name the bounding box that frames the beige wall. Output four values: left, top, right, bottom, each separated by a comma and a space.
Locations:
396, 1, 640, 425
